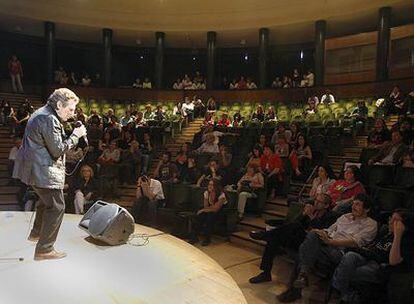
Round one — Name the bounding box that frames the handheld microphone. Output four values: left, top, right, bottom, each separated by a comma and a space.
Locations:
74, 121, 88, 145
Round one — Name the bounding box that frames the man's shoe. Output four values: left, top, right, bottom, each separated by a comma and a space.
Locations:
27, 234, 39, 242
249, 230, 267, 241
277, 288, 302, 303
34, 250, 67, 261
249, 272, 272, 284
293, 272, 309, 289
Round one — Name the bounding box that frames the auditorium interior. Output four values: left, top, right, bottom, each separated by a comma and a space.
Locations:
1, 1, 414, 303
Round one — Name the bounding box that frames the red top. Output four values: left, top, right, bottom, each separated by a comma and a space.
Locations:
327, 180, 365, 206
260, 153, 284, 174
8, 60, 22, 75
218, 118, 231, 127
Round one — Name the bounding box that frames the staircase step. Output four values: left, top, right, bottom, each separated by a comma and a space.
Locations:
0, 194, 19, 203
238, 216, 266, 232
230, 231, 265, 253
0, 186, 20, 194
262, 209, 288, 219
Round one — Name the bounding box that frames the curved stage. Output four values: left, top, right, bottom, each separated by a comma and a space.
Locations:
0, 212, 247, 304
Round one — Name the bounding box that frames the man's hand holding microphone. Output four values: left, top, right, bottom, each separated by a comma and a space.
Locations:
72, 121, 88, 144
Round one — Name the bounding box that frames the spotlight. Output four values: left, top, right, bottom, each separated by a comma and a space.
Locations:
244, 54, 249, 61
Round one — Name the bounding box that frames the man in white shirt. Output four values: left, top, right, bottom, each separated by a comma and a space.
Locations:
182, 97, 195, 118
246, 79, 258, 89
132, 175, 165, 227
142, 78, 152, 89
321, 89, 335, 104
278, 194, 377, 302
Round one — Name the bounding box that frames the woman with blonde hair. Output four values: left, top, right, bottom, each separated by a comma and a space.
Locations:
72, 165, 98, 214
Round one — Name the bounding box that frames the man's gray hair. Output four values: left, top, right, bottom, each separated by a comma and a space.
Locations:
47, 88, 79, 110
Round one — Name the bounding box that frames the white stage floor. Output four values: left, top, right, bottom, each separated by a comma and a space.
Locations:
0, 212, 246, 304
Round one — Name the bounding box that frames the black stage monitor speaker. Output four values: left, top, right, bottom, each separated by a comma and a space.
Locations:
79, 201, 135, 245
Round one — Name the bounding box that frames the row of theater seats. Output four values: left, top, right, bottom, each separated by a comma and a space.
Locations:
76, 97, 377, 124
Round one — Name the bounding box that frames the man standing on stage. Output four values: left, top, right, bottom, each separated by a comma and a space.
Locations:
13, 88, 86, 261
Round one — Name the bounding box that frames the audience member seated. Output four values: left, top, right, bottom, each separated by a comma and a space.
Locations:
189, 179, 227, 246
236, 164, 264, 219
288, 122, 301, 148
132, 175, 165, 227
97, 140, 121, 195
249, 193, 337, 285
386, 85, 405, 115
331, 209, 414, 304
181, 155, 199, 184
282, 76, 292, 88
292, 69, 301, 87
368, 130, 409, 166
132, 78, 143, 88
327, 165, 365, 213
153, 105, 166, 122
367, 118, 391, 148
54, 66, 65, 84
192, 95, 205, 118
69, 72, 77, 85
175, 143, 190, 178
142, 77, 152, 89
257, 134, 268, 151
65, 145, 84, 173
289, 134, 312, 178
237, 76, 247, 89
308, 165, 335, 200
173, 101, 185, 117
265, 106, 277, 121
271, 77, 282, 88
229, 78, 238, 90
260, 146, 284, 199
349, 100, 368, 133
75, 107, 87, 125
120, 110, 135, 127
102, 108, 117, 129
71, 165, 98, 214
154, 151, 179, 183
182, 97, 195, 118
135, 111, 147, 127
172, 78, 183, 90
277, 194, 377, 303
217, 113, 231, 127
252, 105, 265, 122
140, 132, 153, 174
233, 110, 243, 127
321, 89, 335, 104
87, 109, 102, 126
402, 150, 414, 168
197, 159, 223, 187
274, 134, 290, 158
247, 145, 263, 168
195, 133, 219, 154
143, 105, 154, 121
299, 69, 314, 87
8, 137, 21, 184
246, 78, 257, 89
81, 74, 92, 86
271, 123, 292, 148
181, 74, 192, 89
278, 194, 377, 303
218, 144, 232, 169
398, 118, 414, 145
118, 140, 141, 185
206, 97, 217, 114
303, 98, 318, 117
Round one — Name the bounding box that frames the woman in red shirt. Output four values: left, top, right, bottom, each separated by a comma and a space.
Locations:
260, 146, 284, 199
327, 165, 365, 213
